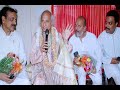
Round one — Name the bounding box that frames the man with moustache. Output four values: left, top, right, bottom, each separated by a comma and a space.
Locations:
0, 6, 31, 85
98, 10, 120, 85
62, 16, 102, 85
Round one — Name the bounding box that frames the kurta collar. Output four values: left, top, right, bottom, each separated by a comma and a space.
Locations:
0, 26, 14, 38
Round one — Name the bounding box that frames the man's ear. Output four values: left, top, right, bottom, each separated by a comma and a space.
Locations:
116, 22, 118, 26
84, 26, 87, 31
2, 16, 6, 24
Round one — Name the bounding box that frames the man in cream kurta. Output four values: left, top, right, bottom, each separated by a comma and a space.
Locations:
98, 10, 120, 85
0, 6, 30, 85
29, 10, 77, 85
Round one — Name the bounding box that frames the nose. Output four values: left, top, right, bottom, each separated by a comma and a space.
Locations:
43, 22, 46, 27
13, 20, 17, 25
105, 22, 109, 27
75, 26, 79, 31
105, 22, 108, 28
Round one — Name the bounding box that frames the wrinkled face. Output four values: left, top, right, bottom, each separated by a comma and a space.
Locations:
105, 16, 118, 34
2, 11, 17, 32
40, 12, 52, 32
75, 18, 86, 37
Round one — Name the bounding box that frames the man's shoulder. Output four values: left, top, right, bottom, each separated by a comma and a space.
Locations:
34, 28, 41, 37
0, 27, 2, 34
116, 27, 120, 29
98, 30, 106, 38
87, 31, 97, 39
13, 31, 23, 40
52, 26, 59, 35
69, 34, 76, 41
116, 27, 120, 32
14, 31, 21, 36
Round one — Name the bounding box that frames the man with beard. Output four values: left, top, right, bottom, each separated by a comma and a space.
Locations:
62, 16, 102, 85
98, 10, 120, 85
0, 6, 31, 85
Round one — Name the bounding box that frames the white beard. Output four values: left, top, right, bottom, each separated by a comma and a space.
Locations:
75, 31, 84, 37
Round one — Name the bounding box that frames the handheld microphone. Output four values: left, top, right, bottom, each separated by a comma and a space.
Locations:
45, 29, 49, 42
74, 51, 79, 57
45, 29, 49, 51
9, 74, 14, 79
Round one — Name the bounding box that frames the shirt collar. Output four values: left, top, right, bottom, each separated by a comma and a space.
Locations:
0, 26, 14, 37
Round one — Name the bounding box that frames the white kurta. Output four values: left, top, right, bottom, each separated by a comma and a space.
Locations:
0, 27, 31, 85
98, 27, 120, 85
69, 31, 102, 85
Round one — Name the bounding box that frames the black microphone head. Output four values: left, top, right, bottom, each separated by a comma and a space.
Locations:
45, 29, 49, 35
117, 57, 120, 61
45, 29, 49, 42
74, 51, 79, 57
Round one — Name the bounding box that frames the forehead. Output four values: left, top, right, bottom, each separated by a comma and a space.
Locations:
76, 18, 84, 25
106, 16, 115, 22
41, 12, 51, 20
6, 11, 17, 18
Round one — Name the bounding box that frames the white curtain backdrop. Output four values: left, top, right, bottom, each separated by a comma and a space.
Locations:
0, 5, 51, 63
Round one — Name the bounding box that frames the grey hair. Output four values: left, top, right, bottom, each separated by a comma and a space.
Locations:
40, 10, 55, 26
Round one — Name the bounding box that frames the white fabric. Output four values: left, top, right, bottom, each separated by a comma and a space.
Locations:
0, 69, 31, 85
0, 27, 31, 85
29, 27, 77, 85
77, 67, 102, 85
69, 31, 102, 85
98, 27, 120, 85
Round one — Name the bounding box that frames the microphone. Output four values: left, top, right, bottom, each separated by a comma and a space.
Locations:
74, 51, 79, 57
9, 74, 14, 79
45, 29, 49, 51
45, 29, 49, 42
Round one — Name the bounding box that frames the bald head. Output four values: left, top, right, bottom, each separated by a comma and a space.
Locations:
76, 16, 86, 26
41, 10, 52, 21
40, 10, 52, 31
75, 16, 87, 37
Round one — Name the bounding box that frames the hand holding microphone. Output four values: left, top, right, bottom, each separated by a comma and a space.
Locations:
73, 51, 81, 66
41, 29, 49, 53
45, 29, 49, 50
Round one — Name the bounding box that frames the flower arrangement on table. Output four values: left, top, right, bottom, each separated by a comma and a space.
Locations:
73, 51, 96, 74
0, 52, 23, 79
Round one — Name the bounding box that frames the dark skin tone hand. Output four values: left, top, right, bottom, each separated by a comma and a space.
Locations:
111, 58, 119, 64
0, 73, 16, 84
40, 41, 48, 53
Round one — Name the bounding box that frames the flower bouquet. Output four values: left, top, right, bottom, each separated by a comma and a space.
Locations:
0, 52, 23, 79
73, 51, 96, 74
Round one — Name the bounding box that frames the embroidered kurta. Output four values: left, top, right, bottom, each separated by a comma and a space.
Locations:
29, 27, 77, 85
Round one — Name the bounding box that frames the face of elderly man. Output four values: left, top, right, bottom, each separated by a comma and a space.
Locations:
40, 11, 52, 32
75, 17, 86, 37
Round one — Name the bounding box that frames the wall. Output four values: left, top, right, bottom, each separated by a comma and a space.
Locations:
0, 5, 51, 63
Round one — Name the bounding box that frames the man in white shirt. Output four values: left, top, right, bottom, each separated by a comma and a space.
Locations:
98, 10, 120, 85
63, 16, 102, 85
0, 6, 31, 85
